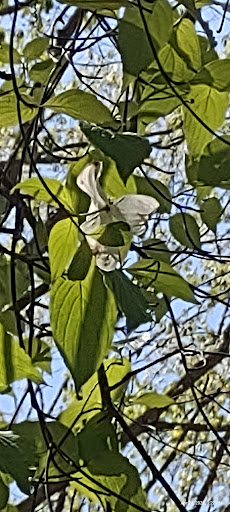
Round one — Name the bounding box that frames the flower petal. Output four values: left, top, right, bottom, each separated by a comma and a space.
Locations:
112, 195, 159, 236
76, 162, 107, 209
86, 236, 120, 271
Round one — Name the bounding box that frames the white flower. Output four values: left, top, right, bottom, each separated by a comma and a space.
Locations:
77, 163, 159, 271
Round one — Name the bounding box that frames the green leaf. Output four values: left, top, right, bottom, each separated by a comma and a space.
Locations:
100, 159, 136, 199
192, 59, 230, 91
92, 221, 130, 247
169, 212, 200, 249
81, 123, 151, 183
127, 259, 197, 303
12, 177, 72, 209
44, 89, 117, 127
48, 218, 79, 280
183, 84, 229, 158
59, 357, 131, 429
198, 36, 218, 66
201, 197, 221, 233
23, 37, 49, 60
29, 59, 54, 83
78, 413, 118, 465
105, 270, 152, 331
13, 420, 79, 481
0, 430, 33, 494
134, 391, 174, 408
50, 261, 117, 391
0, 256, 29, 311
118, 0, 173, 76
195, 136, 230, 186
134, 176, 171, 213
0, 92, 37, 128
172, 19, 201, 71
0, 42, 21, 64
157, 43, 194, 82
68, 241, 92, 281
0, 475, 9, 509
0, 324, 42, 393
141, 238, 171, 263
138, 86, 181, 131
72, 451, 149, 512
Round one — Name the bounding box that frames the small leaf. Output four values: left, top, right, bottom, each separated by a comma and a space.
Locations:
169, 213, 200, 249
0, 92, 37, 128
29, 59, 54, 83
134, 176, 172, 213
105, 270, 152, 331
0, 324, 42, 393
0, 42, 21, 64
134, 391, 174, 408
201, 197, 221, 233
44, 89, 117, 127
127, 259, 197, 303
23, 37, 49, 60
12, 177, 72, 209
50, 261, 117, 390
100, 159, 136, 199
183, 84, 229, 158
48, 218, 79, 280
81, 123, 151, 182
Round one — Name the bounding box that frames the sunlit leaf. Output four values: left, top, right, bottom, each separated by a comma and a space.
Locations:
0, 92, 37, 128
81, 123, 151, 182
183, 84, 229, 158
29, 59, 54, 83
50, 261, 117, 390
12, 177, 73, 209
173, 18, 201, 71
23, 37, 49, 60
169, 212, 200, 249
72, 450, 149, 512
59, 357, 131, 429
0, 324, 42, 393
44, 89, 117, 127
0, 43, 21, 64
48, 218, 79, 280
134, 391, 174, 408
127, 259, 197, 303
